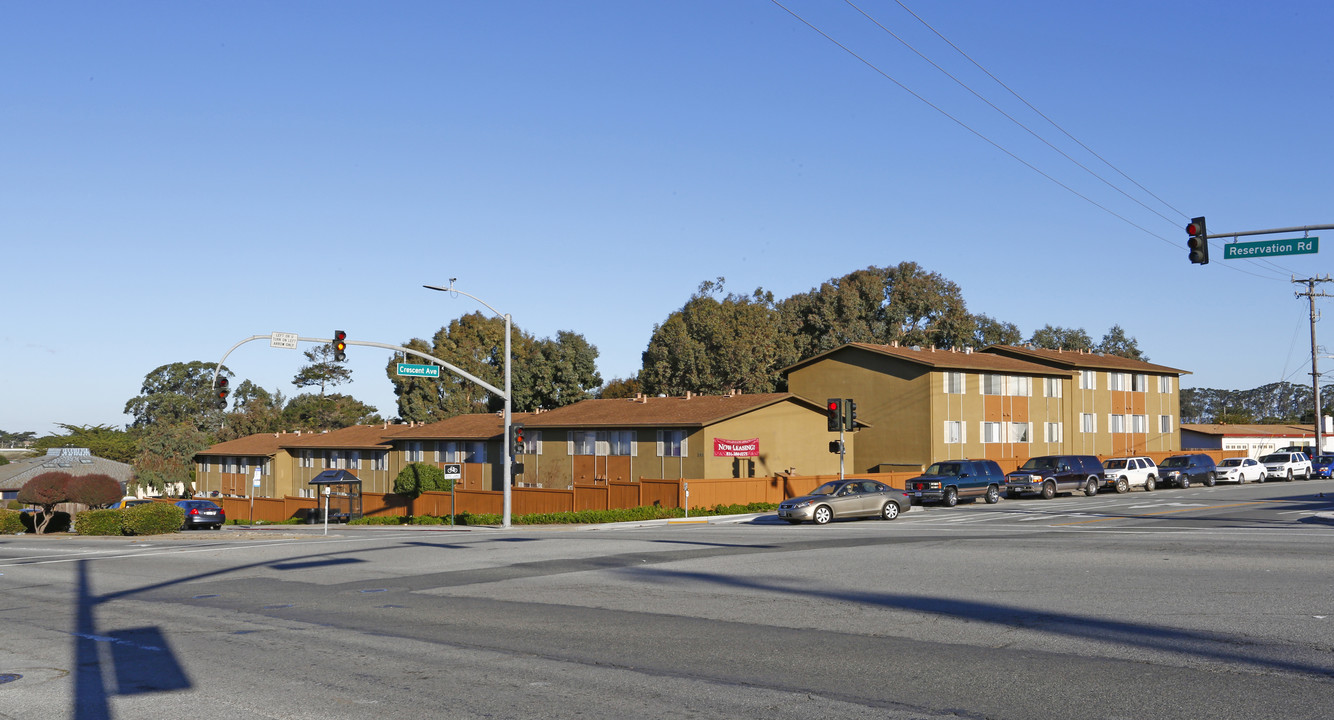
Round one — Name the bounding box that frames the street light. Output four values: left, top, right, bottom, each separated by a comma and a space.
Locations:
424, 279, 512, 528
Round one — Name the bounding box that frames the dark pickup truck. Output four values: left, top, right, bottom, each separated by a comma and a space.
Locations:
906, 459, 1006, 506
1004, 455, 1104, 499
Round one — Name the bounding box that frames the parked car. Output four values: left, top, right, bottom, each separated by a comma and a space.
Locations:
1311, 455, 1334, 479
777, 478, 910, 525
1101, 457, 1159, 493
176, 499, 226, 530
1157, 454, 1217, 488
906, 459, 1006, 506
1215, 457, 1266, 484
1259, 452, 1312, 482
1004, 455, 1104, 499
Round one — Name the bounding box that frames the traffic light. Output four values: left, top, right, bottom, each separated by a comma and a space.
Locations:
826, 398, 843, 432
828, 440, 843, 454
215, 376, 229, 410
334, 330, 347, 361
510, 424, 525, 456
1187, 217, 1209, 265
843, 399, 857, 430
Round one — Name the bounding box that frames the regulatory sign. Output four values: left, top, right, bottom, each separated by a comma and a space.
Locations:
1223, 237, 1318, 260
442, 464, 462, 480
270, 331, 299, 350
396, 363, 441, 378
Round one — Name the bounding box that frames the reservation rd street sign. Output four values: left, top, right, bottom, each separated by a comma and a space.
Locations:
396, 363, 441, 378
1223, 237, 1318, 260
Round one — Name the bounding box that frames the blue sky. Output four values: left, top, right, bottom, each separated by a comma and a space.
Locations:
3, 1, 1332, 436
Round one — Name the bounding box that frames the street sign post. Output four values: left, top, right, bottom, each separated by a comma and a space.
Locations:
396, 363, 441, 378
1223, 237, 1318, 260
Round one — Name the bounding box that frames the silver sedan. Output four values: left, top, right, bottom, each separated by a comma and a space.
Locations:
1215, 457, 1265, 484
777, 479, 910, 525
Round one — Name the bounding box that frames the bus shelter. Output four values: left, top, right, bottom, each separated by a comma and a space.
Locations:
308, 469, 363, 523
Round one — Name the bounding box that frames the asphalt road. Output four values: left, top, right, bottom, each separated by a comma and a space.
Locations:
1, 478, 1332, 719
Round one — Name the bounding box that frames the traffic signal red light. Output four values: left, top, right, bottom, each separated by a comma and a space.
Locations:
827, 398, 843, 432
334, 330, 347, 362
511, 424, 525, 456
1187, 217, 1209, 265
215, 376, 229, 410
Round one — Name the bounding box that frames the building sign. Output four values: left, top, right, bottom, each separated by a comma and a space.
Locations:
713, 438, 759, 457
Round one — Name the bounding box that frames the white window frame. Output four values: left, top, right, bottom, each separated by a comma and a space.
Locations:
604, 431, 636, 457
1081, 413, 1097, 433
1108, 373, 1128, 391
1009, 422, 1032, 443
1080, 370, 1096, 390
1159, 375, 1173, 393
1108, 414, 1126, 434
349, 450, 361, 470
1131, 414, 1148, 433
945, 372, 964, 394
1043, 377, 1062, 398
1045, 422, 1063, 443
982, 375, 1005, 396
944, 421, 964, 444
656, 430, 687, 457
1132, 374, 1147, 392
982, 421, 1003, 443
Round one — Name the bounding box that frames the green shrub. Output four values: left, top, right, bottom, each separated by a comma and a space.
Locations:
457, 502, 778, 527
408, 515, 446, 525
123, 502, 185, 535
348, 515, 407, 525
0, 510, 24, 534
76, 509, 124, 536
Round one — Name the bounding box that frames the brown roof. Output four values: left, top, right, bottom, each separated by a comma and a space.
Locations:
196, 432, 308, 458
786, 343, 1071, 376
1181, 423, 1315, 438
522, 393, 815, 428
983, 345, 1187, 375
279, 425, 407, 450
389, 412, 538, 440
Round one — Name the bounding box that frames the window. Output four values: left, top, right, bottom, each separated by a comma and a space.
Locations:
982, 375, 1004, 395
944, 421, 964, 444
605, 431, 636, 456
299, 451, 315, 469
1108, 373, 1128, 391
1108, 414, 1126, 433
1080, 370, 1096, 390
465, 441, 486, 463
372, 451, 388, 471
572, 431, 597, 456
1131, 414, 1148, 433
1160, 415, 1173, 433
406, 442, 424, 462
1009, 422, 1031, 443
1044, 422, 1063, 443
657, 430, 687, 457
1011, 376, 1031, 397
527, 430, 543, 455
1132, 374, 1147, 392
349, 450, 361, 470
945, 372, 964, 394
1043, 377, 1062, 398
328, 450, 342, 469
982, 422, 1003, 443
1081, 413, 1096, 433
1159, 376, 1173, 393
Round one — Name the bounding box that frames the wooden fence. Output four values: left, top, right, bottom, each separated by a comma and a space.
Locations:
194, 448, 1249, 524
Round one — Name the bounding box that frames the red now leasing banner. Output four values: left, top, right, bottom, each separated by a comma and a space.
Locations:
713, 438, 759, 457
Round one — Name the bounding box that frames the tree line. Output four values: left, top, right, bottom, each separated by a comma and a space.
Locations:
14, 261, 1154, 496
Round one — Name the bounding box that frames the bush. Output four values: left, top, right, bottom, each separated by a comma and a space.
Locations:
76, 509, 124, 536
68, 474, 124, 509
348, 515, 408, 525
123, 502, 185, 535
457, 502, 779, 526
18, 511, 70, 533
0, 510, 24, 535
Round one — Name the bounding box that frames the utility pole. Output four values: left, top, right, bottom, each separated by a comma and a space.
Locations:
1295, 276, 1333, 454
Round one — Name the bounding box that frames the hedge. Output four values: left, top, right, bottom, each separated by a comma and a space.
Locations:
123, 502, 185, 536
0, 510, 24, 535
75, 509, 124, 536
